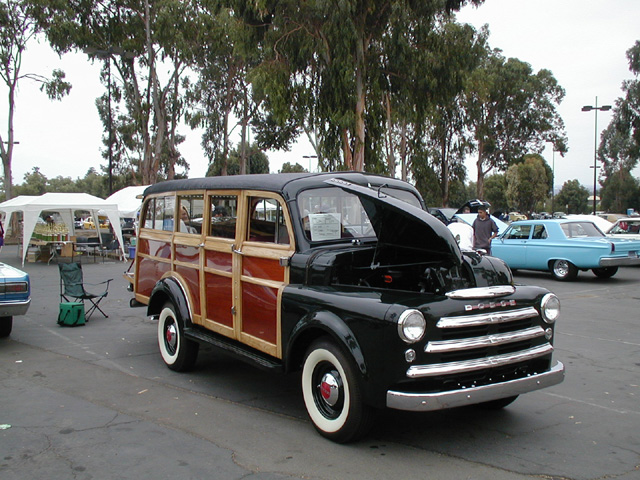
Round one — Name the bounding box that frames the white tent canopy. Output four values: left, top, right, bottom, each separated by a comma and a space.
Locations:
106, 185, 148, 218
0, 192, 125, 265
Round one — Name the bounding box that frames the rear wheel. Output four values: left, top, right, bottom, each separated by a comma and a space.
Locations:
301, 339, 373, 443
592, 266, 618, 279
0, 316, 13, 338
551, 259, 578, 281
157, 302, 199, 372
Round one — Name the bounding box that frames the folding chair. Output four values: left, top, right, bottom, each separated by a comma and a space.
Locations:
59, 263, 112, 320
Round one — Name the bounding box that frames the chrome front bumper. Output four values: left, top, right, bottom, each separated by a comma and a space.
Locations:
386, 361, 565, 411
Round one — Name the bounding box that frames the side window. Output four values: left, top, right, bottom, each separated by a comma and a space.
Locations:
247, 197, 290, 245
143, 196, 174, 231
532, 224, 547, 239
143, 198, 155, 229
178, 195, 204, 235
505, 224, 531, 240
209, 195, 238, 239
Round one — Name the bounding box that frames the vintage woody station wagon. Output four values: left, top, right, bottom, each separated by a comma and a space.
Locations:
131, 172, 565, 442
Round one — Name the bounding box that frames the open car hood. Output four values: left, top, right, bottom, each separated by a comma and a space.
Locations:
325, 178, 462, 265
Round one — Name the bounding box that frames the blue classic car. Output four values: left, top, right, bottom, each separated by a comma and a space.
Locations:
0, 262, 31, 337
491, 219, 640, 280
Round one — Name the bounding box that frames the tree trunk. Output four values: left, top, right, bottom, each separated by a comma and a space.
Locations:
476, 140, 485, 199
353, 39, 366, 172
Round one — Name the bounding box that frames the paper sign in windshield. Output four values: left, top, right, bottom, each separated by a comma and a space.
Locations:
309, 213, 341, 241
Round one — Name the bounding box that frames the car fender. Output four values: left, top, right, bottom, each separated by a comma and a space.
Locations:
147, 275, 192, 326
286, 310, 367, 378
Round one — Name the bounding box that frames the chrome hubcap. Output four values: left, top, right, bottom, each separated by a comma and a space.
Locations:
165, 323, 177, 353
319, 372, 340, 407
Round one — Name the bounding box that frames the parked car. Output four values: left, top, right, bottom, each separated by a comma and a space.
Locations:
0, 262, 31, 337
509, 212, 527, 222
83, 216, 110, 230
427, 207, 457, 225
131, 173, 564, 442
605, 217, 640, 240
491, 219, 640, 280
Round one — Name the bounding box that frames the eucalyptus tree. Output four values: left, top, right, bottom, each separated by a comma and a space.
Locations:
464, 49, 567, 198
30, 0, 201, 185
186, 1, 265, 176
245, 0, 483, 172
383, 17, 485, 196
0, 0, 70, 199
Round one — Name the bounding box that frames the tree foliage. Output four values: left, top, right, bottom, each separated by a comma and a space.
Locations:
245, 0, 484, 173
555, 179, 589, 214
465, 49, 567, 198
505, 154, 549, 214
29, 0, 201, 184
0, 0, 71, 199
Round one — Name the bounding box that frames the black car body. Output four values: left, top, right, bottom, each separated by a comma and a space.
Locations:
133, 172, 564, 442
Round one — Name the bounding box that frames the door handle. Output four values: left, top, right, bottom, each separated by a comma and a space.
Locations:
232, 244, 243, 255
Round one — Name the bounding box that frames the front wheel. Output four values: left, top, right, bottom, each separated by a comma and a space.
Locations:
301, 339, 373, 443
551, 259, 578, 281
157, 302, 199, 372
592, 266, 618, 279
0, 316, 13, 338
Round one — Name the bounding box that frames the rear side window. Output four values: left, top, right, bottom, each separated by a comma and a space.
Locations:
209, 195, 238, 239
143, 196, 175, 231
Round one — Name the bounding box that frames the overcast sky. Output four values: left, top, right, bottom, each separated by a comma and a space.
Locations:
2, 0, 639, 193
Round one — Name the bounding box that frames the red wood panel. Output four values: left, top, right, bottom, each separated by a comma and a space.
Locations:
205, 250, 233, 273
137, 258, 170, 297
146, 239, 172, 258
175, 265, 201, 316
205, 272, 234, 328
242, 256, 284, 282
241, 282, 277, 344
175, 244, 199, 264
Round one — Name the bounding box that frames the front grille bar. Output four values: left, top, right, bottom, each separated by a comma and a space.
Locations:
437, 306, 538, 329
425, 326, 546, 353
406, 344, 553, 378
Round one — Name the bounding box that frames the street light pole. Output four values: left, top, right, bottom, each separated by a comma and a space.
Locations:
582, 97, 611, 215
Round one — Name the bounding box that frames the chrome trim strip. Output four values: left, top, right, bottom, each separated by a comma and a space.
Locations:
406, 344, 553, 378
425, 326, 546, 353
445, 285, 515, 299
387, 361, 565, 411
437, 306, 538, 329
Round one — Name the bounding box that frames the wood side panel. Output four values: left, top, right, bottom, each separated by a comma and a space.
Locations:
241, 282, 278, 345
175, 265, 201, 316
242, 256, 284, 282
204, 272, 234, 329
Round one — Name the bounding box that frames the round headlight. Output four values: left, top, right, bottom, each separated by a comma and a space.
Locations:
541, 293, 561, 323
397, 309, 426, 344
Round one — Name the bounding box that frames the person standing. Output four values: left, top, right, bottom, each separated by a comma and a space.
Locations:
472, 205, 499, 255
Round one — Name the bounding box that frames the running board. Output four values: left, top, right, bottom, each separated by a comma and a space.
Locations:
184, 327, 284, 372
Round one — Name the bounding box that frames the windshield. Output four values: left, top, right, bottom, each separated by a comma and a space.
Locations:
560, 222, 605, 238
298, 187, 376, 241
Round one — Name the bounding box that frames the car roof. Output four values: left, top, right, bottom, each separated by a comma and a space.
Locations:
143, 172, 423, 203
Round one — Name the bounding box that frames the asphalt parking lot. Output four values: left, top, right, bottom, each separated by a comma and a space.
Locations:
1, 244, 639, 480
